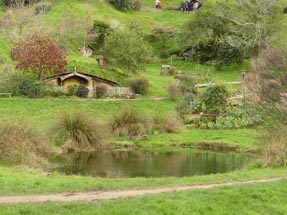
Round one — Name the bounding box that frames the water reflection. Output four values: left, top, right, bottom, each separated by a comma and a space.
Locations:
58, 149, 251, 178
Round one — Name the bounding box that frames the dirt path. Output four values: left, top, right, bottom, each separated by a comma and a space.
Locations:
0, 177, 285, 204
0, 97, 165, 102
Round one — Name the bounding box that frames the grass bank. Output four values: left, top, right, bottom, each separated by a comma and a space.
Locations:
0, 98, 259, 150
0, 165, 285, 196
0, 178, 286, 214
128, 128, 258, 150
0, 98, 176, 130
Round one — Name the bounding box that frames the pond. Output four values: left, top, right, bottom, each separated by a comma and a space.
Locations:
57, 149, 253, 178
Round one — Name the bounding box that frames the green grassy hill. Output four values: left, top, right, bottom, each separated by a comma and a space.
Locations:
1, 0, 287, 95
0, 0, 194, 86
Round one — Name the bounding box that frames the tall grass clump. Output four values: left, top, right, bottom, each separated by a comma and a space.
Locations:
261, 126, 287, 167
52, 111, 106, 151
0, 121, 50, 168
110, 106, 146, 137
167, 83, 181, 101
152, 114, 182, 134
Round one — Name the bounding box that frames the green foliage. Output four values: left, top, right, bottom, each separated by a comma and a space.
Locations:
175, 74, 197, 94
219, 0, 282, 53
18, 75, 44, 98
88, 20, 111, 51
102, 27, 152, 73
51, 110, 105, 150
201, 85, 229, 113
182, 5, 229, 63
152, 25, 176, 52
216, 41, 244, 68
176, 93, 201, 118
109, 0, 142, 11
1, 0, 33, 7
34, 1, 51, 15
77, 85, 89, 98
210, 109, 263, 129
127, 77, 149, 95
67, 85, 78, 96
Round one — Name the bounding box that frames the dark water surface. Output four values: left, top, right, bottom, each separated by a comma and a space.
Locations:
58, 149, 252, 178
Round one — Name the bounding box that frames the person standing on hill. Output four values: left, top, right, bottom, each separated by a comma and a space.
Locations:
156, 0, 162, 9
158, 0, 162, 9
193, 0, 199, 10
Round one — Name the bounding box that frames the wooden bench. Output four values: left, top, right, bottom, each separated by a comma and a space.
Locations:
0, 93, 12, 98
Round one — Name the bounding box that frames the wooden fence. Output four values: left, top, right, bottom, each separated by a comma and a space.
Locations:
106, 87, 132, 97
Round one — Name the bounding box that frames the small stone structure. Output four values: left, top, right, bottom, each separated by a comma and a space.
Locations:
160, 64, 171, 75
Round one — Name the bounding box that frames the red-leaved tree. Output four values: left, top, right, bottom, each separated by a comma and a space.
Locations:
13, 32, 67, 80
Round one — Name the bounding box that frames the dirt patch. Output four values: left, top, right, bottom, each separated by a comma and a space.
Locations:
0, 177, 285, 204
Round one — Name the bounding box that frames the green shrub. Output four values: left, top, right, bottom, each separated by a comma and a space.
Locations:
77, 85, 89, 98
109, 0, 142, 11
67, 85, 78, 96
191, 108, 263, 129
18, 76, 44, 98
201, 85, 229, 113
175, 74, 197, 94
51, 111, 106, 150
216, 41, 244, 69
95, 83, 108, 98
52, 88, 64, 97
283, 6, 287, 14
127, 77, 149, 95
110, 106, 146, 137
0, 121, 50, 167
176, 94, 201, 118
34, 1, 51, 15
88, 20, 111, 50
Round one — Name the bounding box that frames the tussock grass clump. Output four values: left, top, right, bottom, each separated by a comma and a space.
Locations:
0, 121, 50, 168
261, 129, 287, 167
52, 111, 106, 151
110, 107, 146, 137
152, 114, 182, 134
167, 83, 181, 101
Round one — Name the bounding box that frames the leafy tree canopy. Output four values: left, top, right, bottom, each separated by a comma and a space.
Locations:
102, 27, 152, 74
13, 32, 67, 80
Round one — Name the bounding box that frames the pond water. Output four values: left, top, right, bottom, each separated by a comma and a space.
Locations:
58, 149, 252, 178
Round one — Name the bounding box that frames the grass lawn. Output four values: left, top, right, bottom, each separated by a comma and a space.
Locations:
0, 165, 285, 196
0, 178, 286, 214
0, 98, 176, 131
134, 128, 259, 149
